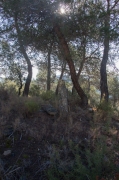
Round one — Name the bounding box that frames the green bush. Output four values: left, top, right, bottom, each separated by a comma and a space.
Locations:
97, 101, 114, 121
24, 100, 39, 115
97, 101, 113, 112
40, 90, 55, 101
46, 141, 116, 180
29, 83, 40, 96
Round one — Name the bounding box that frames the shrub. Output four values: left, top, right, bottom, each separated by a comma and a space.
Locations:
46, 140, 117, 180
24, 99, 39, 116
0, 88, 42, 119
29, 83, 40, 96
97, 101, 113, 112
95, 101, 114, 122
40, 90, 55, 101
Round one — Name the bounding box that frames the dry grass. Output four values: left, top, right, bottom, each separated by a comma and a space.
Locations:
0, 92, 43, 118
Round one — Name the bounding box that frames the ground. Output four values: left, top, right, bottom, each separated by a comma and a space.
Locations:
0, 102, 119, 180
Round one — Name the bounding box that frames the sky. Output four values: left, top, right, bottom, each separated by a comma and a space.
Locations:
32, 66, 38, 79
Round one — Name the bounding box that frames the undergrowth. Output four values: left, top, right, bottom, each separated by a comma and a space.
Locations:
46, 138, 117, 180
24, 99, 40, 116
40, 90, 55, 101
0, 87, 119, 179
0, 87, 42, 118
97, 101, 114, 120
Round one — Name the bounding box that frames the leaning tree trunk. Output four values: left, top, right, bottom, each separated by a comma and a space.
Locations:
100, 1, 110, 102
23, 64, 32, 96
72, 41, 86, 95
14, 14, 32, 96
54, 24, 88, 106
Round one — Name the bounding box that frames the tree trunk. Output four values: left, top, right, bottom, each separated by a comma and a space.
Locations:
23, 64, 32, 96
47, 42, 53, 91
72, 41, 86, 95
17, 69, 23, 96
54, 24, 88, 106
100, 1, 110, 102
14, 14, 32, 96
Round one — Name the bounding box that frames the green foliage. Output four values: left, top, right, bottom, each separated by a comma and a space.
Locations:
40, 90, 55, 101
3, 80, 18, 94
29, 82, 40, 96
1, 41, 26, 90
97, 101, 113, 113
24, 99, 39, 115
97, 101, 114, 122
88, 87, 100, 106
108, 74, 119, 108
46, 141, 115, 180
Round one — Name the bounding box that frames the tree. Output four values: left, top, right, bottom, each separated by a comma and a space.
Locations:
47, 41, 54, 91
54, 24, 88, 106
0, 40, 27, 95
14, 13, 32, 96
0, 1, 34, 96
100, 0, 119, 102
100, 0, 110, 102
1, 0, 119, 106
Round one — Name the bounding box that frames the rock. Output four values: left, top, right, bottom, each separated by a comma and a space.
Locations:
3, 150, 12, 156
41, 105, 57, 116
58, 80, 68, 115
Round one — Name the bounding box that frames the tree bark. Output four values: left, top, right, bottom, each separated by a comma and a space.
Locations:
23, 64, 32, 96
100, 1, 110, 102
14, 14, 32, 96
54, 24, 88, 106
17, 69, 23, 96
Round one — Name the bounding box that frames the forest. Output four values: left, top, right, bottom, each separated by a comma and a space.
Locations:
0, 0, 119, 179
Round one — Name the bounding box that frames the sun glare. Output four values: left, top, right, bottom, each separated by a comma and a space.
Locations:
56, 3, 71, 16
58, 3, 70, 15
60, 7, 65, 14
